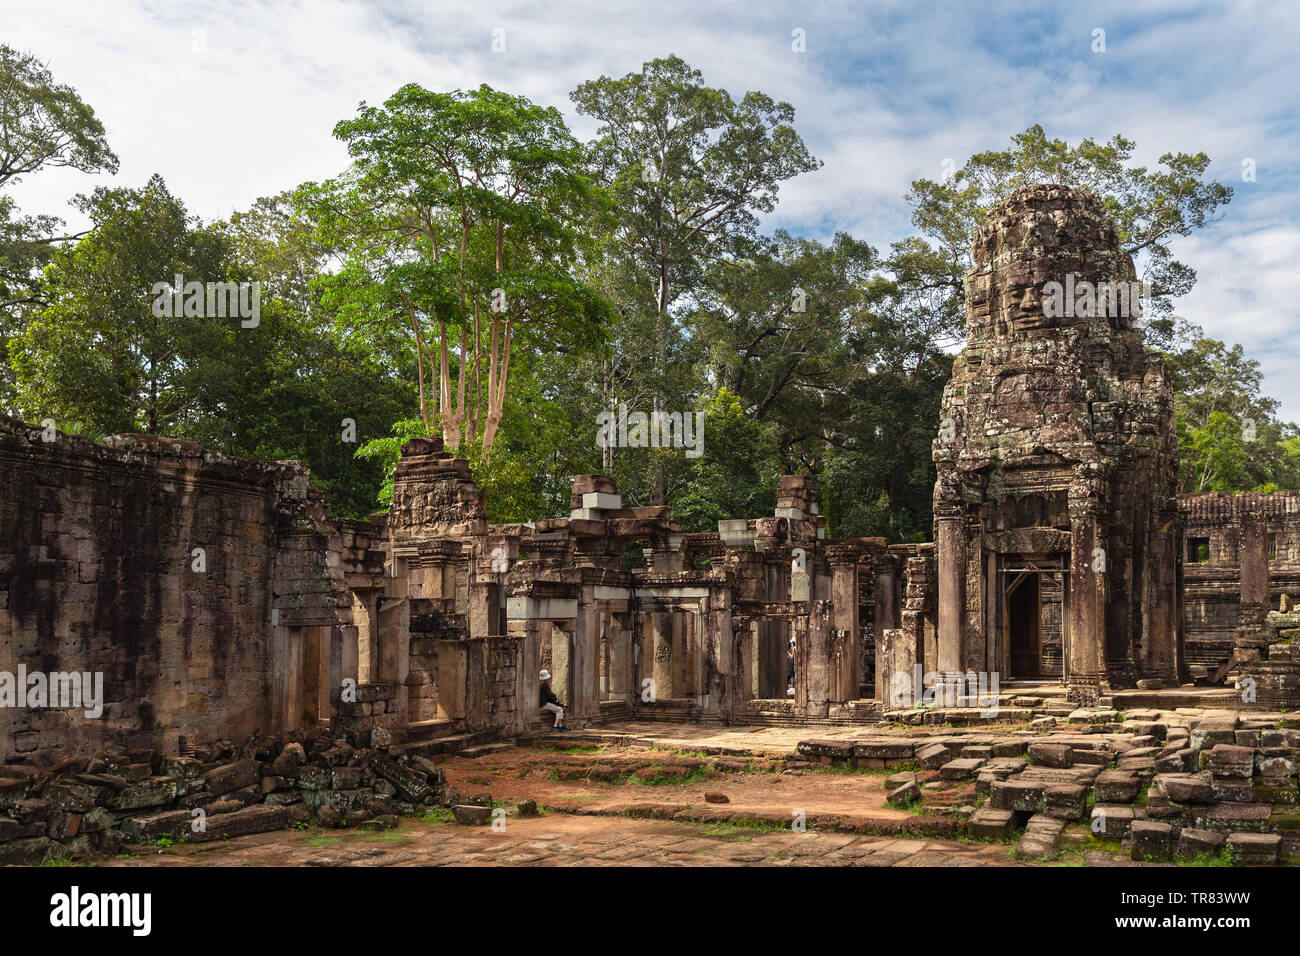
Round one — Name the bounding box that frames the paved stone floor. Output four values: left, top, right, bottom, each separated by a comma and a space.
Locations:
102, 813, 1026, 867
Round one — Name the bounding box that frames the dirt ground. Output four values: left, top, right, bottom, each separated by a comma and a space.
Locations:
93, 738, 1141, 867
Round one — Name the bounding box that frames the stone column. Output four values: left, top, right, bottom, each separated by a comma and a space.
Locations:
937, 516, 965, 673
1239, 509, 1270, 626
607, 613, 630, 702
651, 612, 674, 700
803, 600, 832, 718
828, 547, 859, 702
1067, 508, 1105, 703
1235, 508, 1272, 667
572, 582, 600, 723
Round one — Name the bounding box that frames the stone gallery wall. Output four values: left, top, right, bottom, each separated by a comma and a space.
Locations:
1180, 491, 1300, 668
0, 416, 333, 757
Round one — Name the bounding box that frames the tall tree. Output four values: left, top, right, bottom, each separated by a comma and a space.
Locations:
0, 44, 119, 409
299, 83, 610, 456
571, 55, 820, 502
10, 175, 227, 434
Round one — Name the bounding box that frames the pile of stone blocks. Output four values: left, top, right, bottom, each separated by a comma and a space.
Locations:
0, 725, 465, 864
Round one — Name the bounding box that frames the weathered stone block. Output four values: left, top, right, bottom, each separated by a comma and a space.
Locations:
1028, 742, 1073, 768
1130, 820, 1173, 861
1226, 832, 1281, 866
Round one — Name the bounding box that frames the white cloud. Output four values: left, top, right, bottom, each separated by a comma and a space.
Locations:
4, 0, 1298, 415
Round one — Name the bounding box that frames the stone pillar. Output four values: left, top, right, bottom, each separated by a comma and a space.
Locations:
828, 548, 859, 702
1145, 510, 1180, 680
1235, 509, 1272, 667
1239, 510, 1270, 626
1067, 509, 1105, 703
802, 600, 832, 718
652, 612, 674, 700
937, 516, 965, 673
572, 582, 600, 724
607, 613, 630, 702
705, 591, 731, 717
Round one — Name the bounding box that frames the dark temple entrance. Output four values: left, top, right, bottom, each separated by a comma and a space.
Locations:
1008, 575, 1041, 678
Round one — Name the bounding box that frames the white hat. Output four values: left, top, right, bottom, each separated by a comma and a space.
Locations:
539, 669, 551, 681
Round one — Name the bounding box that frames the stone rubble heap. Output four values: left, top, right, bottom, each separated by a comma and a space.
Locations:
798, 707, 1299, 865
0, 726, 472, 864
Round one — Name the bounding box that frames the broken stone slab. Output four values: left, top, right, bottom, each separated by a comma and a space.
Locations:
1226, 832, 1281, 866
1130, 820, 1173, 861
939, 758, 985, 780
331, 766, 366, 790
1196, 802, 1273, 832
960, 745, 994, 760
121, 809, 195, 843
190, 805, 290, 842
1043, 783, 1087, 821
1121, 721, 1168, 740
884, 771, 917, 790
1155, 749, 1196, 774
1090, 805, 1135, 839
1015, 814, 1065, 861
1154, 773, 1215, 804
1176, 828, 1226, 861
1189, 717, 1238, 751
160, 757, 203, 780
1253, 776, 1299, 804
451, 804, 493, 825
915, 742, 950, 769
990, 740, 1027, 757
1209, 776, 1254, 802
850, 739, 914, 760
887, 781, 922, 807
990, 779, 1046, 813
1028, 742, 1073, 767
105, 777, 179, 811
41, 781, 99, 813
1256, 751, 1298, 777
1116, 755, 1156, 773
1092, 770, 1142, 803
1206, 744, 1255, 779
796, 739, 853, 761
370, 755, 433, 805
1070, 749, 1111, 766
967, 807, 1015, 840
202, 759, 260, 796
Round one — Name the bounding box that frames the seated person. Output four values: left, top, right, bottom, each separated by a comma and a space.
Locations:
539, 669, 568, 730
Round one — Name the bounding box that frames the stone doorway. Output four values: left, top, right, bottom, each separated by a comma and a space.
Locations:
1007, 575, 1041, 679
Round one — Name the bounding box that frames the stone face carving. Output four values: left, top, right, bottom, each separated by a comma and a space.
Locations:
933, 184, 1182, 698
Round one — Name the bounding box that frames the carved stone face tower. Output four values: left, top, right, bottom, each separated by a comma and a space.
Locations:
932, 184, 1182, 703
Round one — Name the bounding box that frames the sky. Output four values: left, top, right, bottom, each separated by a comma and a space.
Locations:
4, 0, 1299, 416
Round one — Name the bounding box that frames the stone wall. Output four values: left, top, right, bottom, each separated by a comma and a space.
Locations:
0, 416, 349, 758
1180, 491, 1300, 668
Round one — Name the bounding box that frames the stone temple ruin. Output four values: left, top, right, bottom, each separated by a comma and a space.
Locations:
2, 184, 1298, 864
932, 185, 1183, 705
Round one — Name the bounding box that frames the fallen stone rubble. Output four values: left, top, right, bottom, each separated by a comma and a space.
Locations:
796, 707, 1300, 865
0, 726, 469, 864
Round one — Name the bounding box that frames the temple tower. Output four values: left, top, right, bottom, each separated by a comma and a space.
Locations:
932, 184, 1182, 703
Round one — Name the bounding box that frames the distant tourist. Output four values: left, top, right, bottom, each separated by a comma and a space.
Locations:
787, 638, 796, 696
539, 669, 568, 730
